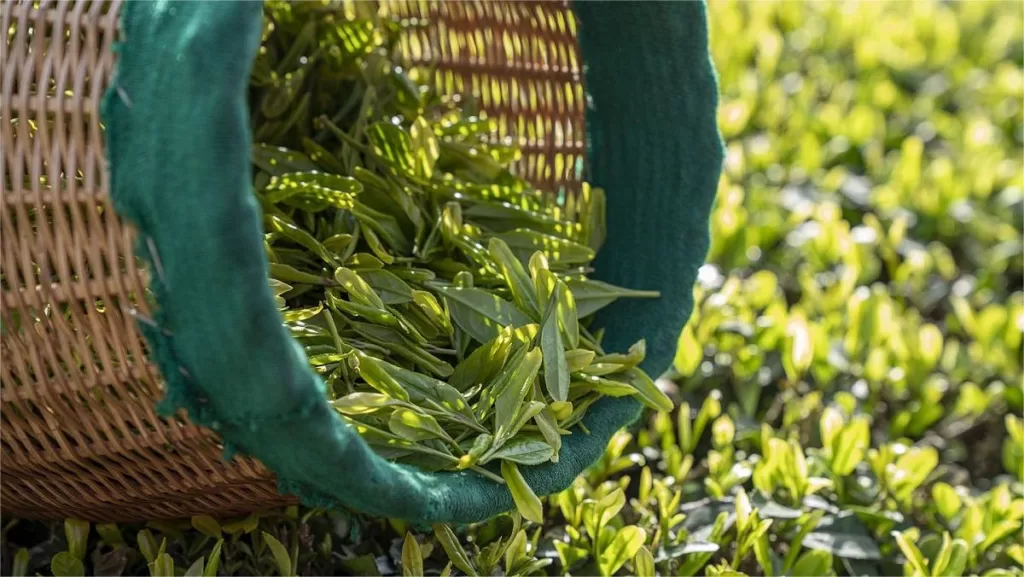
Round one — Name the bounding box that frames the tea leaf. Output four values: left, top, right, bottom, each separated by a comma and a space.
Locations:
489, 238, 541, 319
64, 519, 89, 560
360, 269, 415, 304
790, 550, 833, 577
410, 116, 440, 178
389, 407, 449, 442
332, 392, 396, 415
894, 531, 927, 576
262, 532, 294, 577
556, 281, 580, 349
11, 549, 29, 577
205, 540, 224, 577
485, 435, 555, 465
634, 546, 656, 577
434, 285, 531, 344
433, 525, 477, 576
402, 532, 424, 577
495, 348, 543, 439
625, 368, 674, 412
565, 278, 660, 318
541, 290, 570, 402
184, 558, 205, 577
598, 526, 647, 577
501, 461, 544, 524
494, 229, 595, 266
50, 553, 84, 577
931, 483, 961, 520
566, 349, 596, 372
150, 552, 175, 577
137, 529, 159, 564
534, 405, 563, 461
191, 515, 221, 540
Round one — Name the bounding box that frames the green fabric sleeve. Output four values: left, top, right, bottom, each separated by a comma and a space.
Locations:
102, 0, 721, 524
578, 1, 723, 377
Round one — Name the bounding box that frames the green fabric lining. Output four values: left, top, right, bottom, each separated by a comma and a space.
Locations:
101, 0, 722, 523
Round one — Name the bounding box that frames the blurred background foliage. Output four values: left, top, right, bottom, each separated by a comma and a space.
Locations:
2, 1, 1022, 575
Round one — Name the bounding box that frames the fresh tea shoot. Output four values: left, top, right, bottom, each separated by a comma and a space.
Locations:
250, 1, 671, 518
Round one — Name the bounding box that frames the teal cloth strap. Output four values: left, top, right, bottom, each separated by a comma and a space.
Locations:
102, 0, 722, 523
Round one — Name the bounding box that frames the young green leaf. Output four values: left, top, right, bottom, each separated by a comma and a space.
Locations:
540, 290, 570, 402
556, 281, 580, 349
150, 552, 175, 577
495, 348, 543, 438
894, 531, 928, 576
137, 529, 159, 564
533, 269, 557, 307
931, 483, 961, 520
941, 538, 970, 577
360, 269, 415, 304
191, 515, 221, 540
335, 267, 388, 309
789, 550, 833, 577
450, 329, 513, 391
368, 122, 417, 176
674, 324, 702, 376
634, 546, 656, 577
281, 303, 324, 323
184, 557, 205, 577
221, 514, 259, 535
504, 530, 528, 574
528, 251, 549, 279
458, 433, 494, 469
753, 530, 776, 577
565, 278, 660, 318
489, 237, 541, 319
930, 532, 954, 577
389, 407, 449, 442
64, 519, 89, 560
534, 405, 563, 461
50, 552, 85, 577
783, 312, 814, 380
626, 368, 674, 412
263, 532, 294, 577
205, 539, 224, 577
332, 392, 396, 415
434, 285, 531, 344
410, 116, 440, 178
11, 548, 29, 577
499, 401, 547, 449
352, 351, 411, 401
494, 229, 595, 266
832, 415, 870, 476
433, 525, 478, 577
598, 526, 647, 577
376, 357, 480, 428
484, 435, 555, 465
501, 461, 544, 524
565, 349, 596, 372
402, 532, 424, 577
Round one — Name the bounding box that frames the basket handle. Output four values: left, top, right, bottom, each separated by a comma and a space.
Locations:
102, 0, 721, 524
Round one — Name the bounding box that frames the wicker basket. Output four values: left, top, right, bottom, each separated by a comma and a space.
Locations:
1, 0, 587, 522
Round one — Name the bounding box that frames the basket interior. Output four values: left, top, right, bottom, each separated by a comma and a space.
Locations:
1, 0, 586, 521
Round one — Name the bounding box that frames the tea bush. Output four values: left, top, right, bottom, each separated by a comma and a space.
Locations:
2, 1, 1021, 575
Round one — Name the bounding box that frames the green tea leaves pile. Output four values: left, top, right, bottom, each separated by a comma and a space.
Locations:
250, 0, 671, 517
